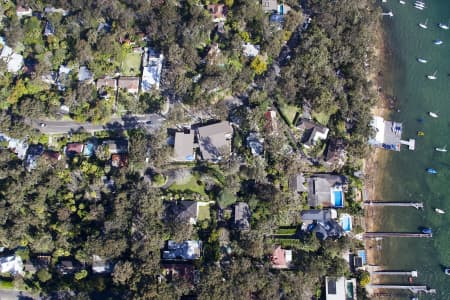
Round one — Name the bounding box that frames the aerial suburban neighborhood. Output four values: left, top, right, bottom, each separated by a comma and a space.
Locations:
0, 0, 380, 299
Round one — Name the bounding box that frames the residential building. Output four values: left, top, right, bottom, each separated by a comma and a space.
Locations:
118, 76, 140, 94
0, 37, 24, 73
25, 144, 45, 171
301, 209, 343, 240
207, 4, 227, 22
307, 174, 346, 208
164, 200, 198, 225
0, 134, 28, 159
44, 21, 55, 36
242, 43, 260, 57
232, 202, 251, 231
246, 132, 264, 156
162, 240, 202, 260
96, 77, 117, 90
324, 138, 346, 167
65, 143, 84, 156
261, 0, 278, 13
270, 246, 293, 269
142, 48, 163, 91
92, 255, 113, 274
16, 6, 33, 18
296, 118, 329, 148
173, 131, 195, 161
0, 255, 24, 276
264, 110, 278, 134
111, 153, 128, 168
57, 260, 78, 275
44, 7, 69, 16
78, 66, 93, 83
353, 250, 367, 270
162, 263, 199, 284
42, 150, 62, 163
103, 140, 128, 155
325, 277, 357, 300
289, 173, 307, 193
369, 116, 403, 152
197, 121, 232, 161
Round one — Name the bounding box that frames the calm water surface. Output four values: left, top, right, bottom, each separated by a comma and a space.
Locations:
377, 1, 450, 299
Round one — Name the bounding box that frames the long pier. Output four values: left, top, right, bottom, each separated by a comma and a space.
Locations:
369, 284, 436, 294
364, 201, 424, 209
364, 232, 432, 238
371, 270, 418, 277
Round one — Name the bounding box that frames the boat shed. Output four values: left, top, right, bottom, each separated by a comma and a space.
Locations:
369, 116, 402, 151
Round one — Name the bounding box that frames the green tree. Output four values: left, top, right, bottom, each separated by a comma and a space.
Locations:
36, 269, 52, 283
250, 55, 268, 75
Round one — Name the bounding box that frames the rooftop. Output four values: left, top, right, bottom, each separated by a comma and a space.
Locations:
270, 246, 293, 269
118, 76, 140, 93
142, 48, 163, 91
173, 132, 195, 161
164, 200, 198, 225
232, 202, 251, 231
197, 121, 232, 161
162, 240, 202, 260
307, 174, 346, 207
78, 66, 93, 82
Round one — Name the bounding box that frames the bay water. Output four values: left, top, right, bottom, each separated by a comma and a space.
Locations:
376, 0, 450, 299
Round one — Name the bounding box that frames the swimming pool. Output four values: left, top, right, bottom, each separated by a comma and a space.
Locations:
333, 190, 344, 207
340, 214, 352, 232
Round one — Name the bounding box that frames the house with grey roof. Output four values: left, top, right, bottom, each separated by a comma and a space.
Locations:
92, 255, 113, 274
197, 121, 232, 161
289, 173, 307, 193
164, 200, 199, 225
300, 209, 336, 223
326, 277, 357, 300
232, 202, 251, 231
307, 174, 346, 208
173, 131, 195, 162
162, 240, 202, 260
261, 0, 278, 13
118, 76, 140, 94
296, 118, 329, 148
103, 140, 128, 155
78, 66, 93, 83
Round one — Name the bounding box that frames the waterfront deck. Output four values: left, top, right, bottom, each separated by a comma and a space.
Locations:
364, 201, 423, 209
364, 232, 432, 238
371, 270, 418, 277
400, 139, 415, 150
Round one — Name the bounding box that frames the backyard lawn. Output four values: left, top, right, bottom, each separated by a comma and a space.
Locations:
121, 52, 142, 76
197, 204, 211, 221
278, 102, 299, 126
168, 175, 208, 198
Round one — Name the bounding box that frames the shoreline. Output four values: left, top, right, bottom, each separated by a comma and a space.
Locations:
362, 11, 392, 279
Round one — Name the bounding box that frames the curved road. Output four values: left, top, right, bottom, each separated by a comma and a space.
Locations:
31, 114, 165, 134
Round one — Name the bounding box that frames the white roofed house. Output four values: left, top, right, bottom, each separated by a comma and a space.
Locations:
0, 255, 24, 276
141, 48, 163, 92
16, 6, 33, 18
296, 118, 329, 149
0, 37, 24, 73
78, 66, 93, 83
196, 121, 233, 162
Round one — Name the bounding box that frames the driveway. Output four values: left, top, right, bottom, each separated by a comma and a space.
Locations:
31, 114, 165, 135
0, 289, 39, 300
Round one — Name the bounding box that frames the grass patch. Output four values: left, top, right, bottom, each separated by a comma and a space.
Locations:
311, 105, 338, 125
121, 52, 142, 76
197, 204, 211, 221
278, 103, 300, 126
276, 227, 298, 235
0, 280, 14, 289
168, 175, 208, 198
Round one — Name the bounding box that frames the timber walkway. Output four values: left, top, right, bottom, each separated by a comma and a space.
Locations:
364, 232, 432, 238
364, 201, 424, 209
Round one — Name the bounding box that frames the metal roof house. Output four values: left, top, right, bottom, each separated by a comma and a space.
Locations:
296, 118, 329, 149
162, 240, 202, 261
197, 121, 232, 161
232, 202, 251, 231
307, 174, 346, 208
173, 132, 195, 162
164, 200, 199, 225
325, 277, 357, 300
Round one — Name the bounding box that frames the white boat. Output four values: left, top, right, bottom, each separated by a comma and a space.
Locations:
435, 208, 445, 214
438, 21, 449, 30
417, 58, 427, 63
434, 40, 443, 45
414, 5, 424, 10
429, 111, 438, 118
435, 145, 447, 152
400, 0, 406, 4
427, 71, 437, 80
419, 19, 428, 29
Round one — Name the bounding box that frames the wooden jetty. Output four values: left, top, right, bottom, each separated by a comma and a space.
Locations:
364, 201, 424, 209
364, 232, 432, 238
400, 139, 415, 150
371, 270, 418, 277
369, 284, 436, 294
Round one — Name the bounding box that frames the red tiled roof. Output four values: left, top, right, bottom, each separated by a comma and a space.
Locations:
65, 143, 84, 155
111, 154, 128, 168
271, 246, 286, 267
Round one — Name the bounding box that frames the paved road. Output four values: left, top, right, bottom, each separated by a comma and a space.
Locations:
0, 289, 39, 299
31, 114, 165, 134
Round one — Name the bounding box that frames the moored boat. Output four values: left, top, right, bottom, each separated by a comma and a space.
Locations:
445, 268, 450, 275
434, 40, 443, 45
417, 131, 425, 136
419, 19, 428, 29
417, 57, 427, 63
428, 111, 438, 118
421, 227, 432, 234
427, 71, 437, 80
435, 208, 445, 214
438, 20, 449, 30
399, 0, 405, 4
426, 168, 437, 174
435, 145, 447, 152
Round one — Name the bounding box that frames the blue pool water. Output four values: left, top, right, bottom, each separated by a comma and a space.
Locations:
333, 191, 343, 207
341, 214, 352, 232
